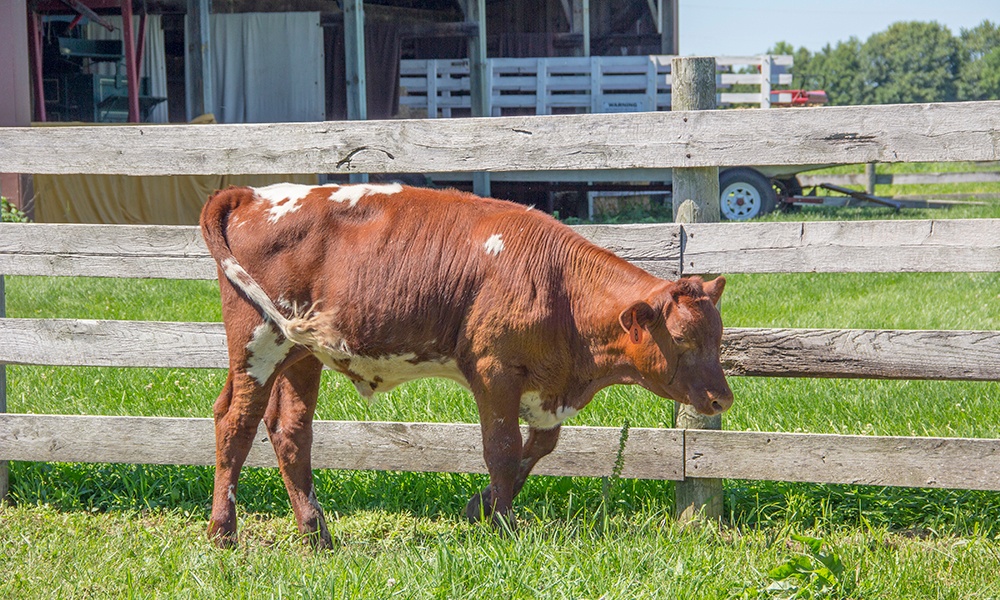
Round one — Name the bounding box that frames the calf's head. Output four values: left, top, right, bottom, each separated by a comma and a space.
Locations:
619, 276, 733, 416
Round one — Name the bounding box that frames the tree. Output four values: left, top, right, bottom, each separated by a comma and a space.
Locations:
958, 20, 1000, 100
859, 21, 961, 104
807, 38, 866, 105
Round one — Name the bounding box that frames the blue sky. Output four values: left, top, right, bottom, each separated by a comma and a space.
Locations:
679, 0, 999, 56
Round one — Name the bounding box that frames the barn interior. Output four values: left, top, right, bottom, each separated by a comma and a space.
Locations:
3, 1, 693, 223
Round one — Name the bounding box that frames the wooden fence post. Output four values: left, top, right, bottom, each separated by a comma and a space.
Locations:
671, 56, 723, 523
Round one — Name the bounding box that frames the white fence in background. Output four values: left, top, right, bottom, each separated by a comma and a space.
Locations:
400, 55, 793, 117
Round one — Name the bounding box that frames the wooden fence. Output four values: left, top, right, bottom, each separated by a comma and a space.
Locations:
1, 100, 1000, 498
399, 54, 793, 116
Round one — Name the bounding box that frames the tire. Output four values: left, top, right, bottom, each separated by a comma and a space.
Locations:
718, 168, 777, 221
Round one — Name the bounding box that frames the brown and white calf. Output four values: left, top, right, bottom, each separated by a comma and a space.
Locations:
200, 182, 733, 548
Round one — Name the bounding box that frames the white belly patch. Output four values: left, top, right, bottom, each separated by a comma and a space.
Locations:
317, 351, 469, 399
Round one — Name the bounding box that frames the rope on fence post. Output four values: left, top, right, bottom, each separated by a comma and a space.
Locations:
670, 56, 723, 524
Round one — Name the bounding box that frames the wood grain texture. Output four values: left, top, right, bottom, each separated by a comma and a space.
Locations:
0, 319, 228, 368
2, 101, 999, 175
5, 220, 996, 279
0, 414, 684, 480
6, 413, 999, 491
681, 219, 1000, 274
4, 320, 998, 382
574, 222, 682, 278
686, 430, 1000, 491
0, 223, 216, 279
722, 327, 1000, 381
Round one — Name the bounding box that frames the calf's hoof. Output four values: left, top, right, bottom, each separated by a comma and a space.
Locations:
303, 529, 334, 550
208, 522, 238, 549
465, 488, 517, 532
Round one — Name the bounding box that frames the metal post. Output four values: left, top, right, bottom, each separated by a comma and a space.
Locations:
661, 0, 678, 54
865, 163, 877, 195
186, 0, 213, 121
344, 0, 369, 184
121, 0, 140, 122
574, 0, 590, 57
0, 275, 7, 504
466, 0, 490, 197
671, 56, 722, 524
0, 0, 35, 220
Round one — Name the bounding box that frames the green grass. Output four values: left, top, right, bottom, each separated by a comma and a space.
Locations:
4, 503, 1000, 599
3, 193, 1000, 597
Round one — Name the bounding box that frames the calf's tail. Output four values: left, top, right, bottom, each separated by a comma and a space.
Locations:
199, 187, 292, 331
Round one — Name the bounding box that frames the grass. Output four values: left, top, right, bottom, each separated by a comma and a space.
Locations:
3, 185, 1000, 597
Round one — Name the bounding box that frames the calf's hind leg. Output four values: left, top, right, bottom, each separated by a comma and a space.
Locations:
208, 369, 273, 548
263, 355, 332, 548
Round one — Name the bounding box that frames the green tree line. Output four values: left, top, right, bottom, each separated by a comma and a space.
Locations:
770, 19, 1000, 105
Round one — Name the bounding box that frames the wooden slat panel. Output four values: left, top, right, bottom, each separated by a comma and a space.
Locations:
681, 219, 1000, 274
686, 430, 1000, 491
0, 223, 216, 280
0, 319, 228, 368
723, 328, 1000, 381
3, 101, 999, 175
0, 414, 684, 479
5, 319, 998, 382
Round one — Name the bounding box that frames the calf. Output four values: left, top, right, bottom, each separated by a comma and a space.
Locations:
200, 182, 733, 548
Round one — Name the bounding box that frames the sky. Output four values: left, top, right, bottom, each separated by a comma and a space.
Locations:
678, 0, 999, 57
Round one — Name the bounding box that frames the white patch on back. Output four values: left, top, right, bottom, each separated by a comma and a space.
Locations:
252, 183, 340, 223
245, 322, 295, 385
329, 183, 403, 207
483, 233, 505, 256
519, 392, 578, 430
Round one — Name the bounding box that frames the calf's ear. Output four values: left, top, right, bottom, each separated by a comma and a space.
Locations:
619, 301, 657, 344
703, 276, 726, 306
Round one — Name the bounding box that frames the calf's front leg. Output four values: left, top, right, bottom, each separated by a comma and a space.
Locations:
465, 425, 561, 523
465, 369, 523, 527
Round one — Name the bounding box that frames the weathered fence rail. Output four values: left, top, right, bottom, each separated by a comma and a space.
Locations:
1, 99, 999, 500
3, 101, 1000, 176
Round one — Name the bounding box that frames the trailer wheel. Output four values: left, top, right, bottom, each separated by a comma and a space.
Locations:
719, 168, 777, 221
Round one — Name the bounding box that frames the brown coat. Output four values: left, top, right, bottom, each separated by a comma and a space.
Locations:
200, 182, 732, 547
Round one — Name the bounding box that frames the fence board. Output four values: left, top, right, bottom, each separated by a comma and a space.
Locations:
0, 319, 228, 368
4, 220, 997, 279
4, 319, 997, 381
0, 223, 215, 279
0, 414, 683, 480
3, 101, 1000, 176
5, 413, 1000, 490
723, 327, 1000, 381
681, 219, 1000, 274
685, 430, 1000, 491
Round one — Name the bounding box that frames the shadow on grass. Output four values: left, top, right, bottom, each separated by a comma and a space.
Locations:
9, 461, 1000, 538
